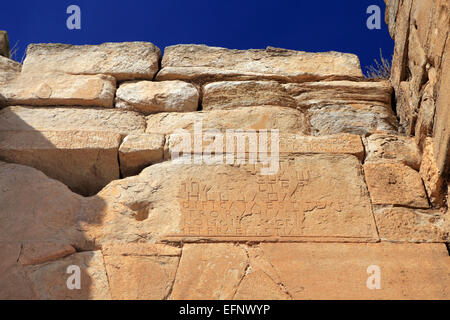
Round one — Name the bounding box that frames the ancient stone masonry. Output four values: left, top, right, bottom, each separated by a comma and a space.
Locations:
385, 0, 450, 208
0, 3, 449, 299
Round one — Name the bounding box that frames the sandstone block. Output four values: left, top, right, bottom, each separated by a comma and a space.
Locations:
166, 133, 364, 162
115, 80, 199, 114
0, 162, 85, 246
93, 154, 378, 244
157, 45, 363, 84
146, 106, 310, 135
0, 243, 35, 299
0, 106, 146, 138
119, 133, 165, 177
202, 81, 296, 110
170, 244, 248, 300
22, 42, 161, 81
0, 131, 121, 196
102, 243, 180, 300
283, 80, 392, 109
308, 104, 398, 136
26, 251, 111, 300
234, 246, 291, 300
18, 243, 76, 266
233, 269, 291, 300
374, 207, 449, 242
0, 72, 116, 108
420, 138, 445, 207
261, 243, 450, 299
364, 162, 429, 208
365, 134, 421, 170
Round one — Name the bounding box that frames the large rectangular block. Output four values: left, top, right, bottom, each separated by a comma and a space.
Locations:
157, 45, 363, 84
94, 154, 379, 244
0, 130, 121, 196
283, 80, 392, 109
22, 42, 161, 81
0, 106, 146, 138
146, 106, 310, 135
0, 72, 116, 108
202, 81, 296, 110
166, 133, 364, 161
364, 162, 429, 208
260, 243, 450, 299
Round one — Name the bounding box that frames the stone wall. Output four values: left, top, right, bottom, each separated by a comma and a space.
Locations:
0, 16, 449, 299
385, 0, 449, 207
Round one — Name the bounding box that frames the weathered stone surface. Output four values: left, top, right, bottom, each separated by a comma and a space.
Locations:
364, 162, 429, 208
146, 106, 310, 135
395, 81, 416, 135
0, 106, 146, 138
0, 31, 10, 58
202, 81, 296, 110
157, 45, 364, 84
384, 0, 400, 39
365, 134, 421, 170
0, 162, 111, 299
116, 80, 199, 115
283, 80, 392, 109
119, 133, 165, 177
102, 243, 180, 300
93, 154, 378, 244
233, 269, 291, 300
18, 243, 76, 266
432, 36, 450, 177
374, 207, 449, 242
0, 72, 116, 107
420, 138, 445, 207
386, 0, 450, 179
170, 244, 248, 300
414, 72, 436, 150
0, 55, 21, 84
234, 246, 291, 300
0, 243, 35, 299
278, 134, 364, 160
22, 42, 161, 81
0, 162, 86, 247
26, 251, 111, 300
166, 133, 364, 162
308, 104, 398, 136
261, 243, 450, 299
0, 131, 121, 196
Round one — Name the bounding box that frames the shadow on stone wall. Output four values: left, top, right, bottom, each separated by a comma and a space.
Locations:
0, 110, 109, 299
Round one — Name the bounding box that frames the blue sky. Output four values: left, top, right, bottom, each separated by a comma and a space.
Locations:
1, 0, 393, 75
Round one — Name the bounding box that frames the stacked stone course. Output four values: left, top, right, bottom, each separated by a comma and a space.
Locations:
0, 0, 449, 299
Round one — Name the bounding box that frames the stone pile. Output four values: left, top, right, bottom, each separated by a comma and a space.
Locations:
0, 1, 449, 300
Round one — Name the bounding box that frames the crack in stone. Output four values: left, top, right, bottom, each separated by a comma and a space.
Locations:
100, 248, 112, 298
163, 244, 183, 300
255, 245, 294, 300
231, 245, 251, 300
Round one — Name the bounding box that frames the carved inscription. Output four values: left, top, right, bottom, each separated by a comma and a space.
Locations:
174, 162, 346, 238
